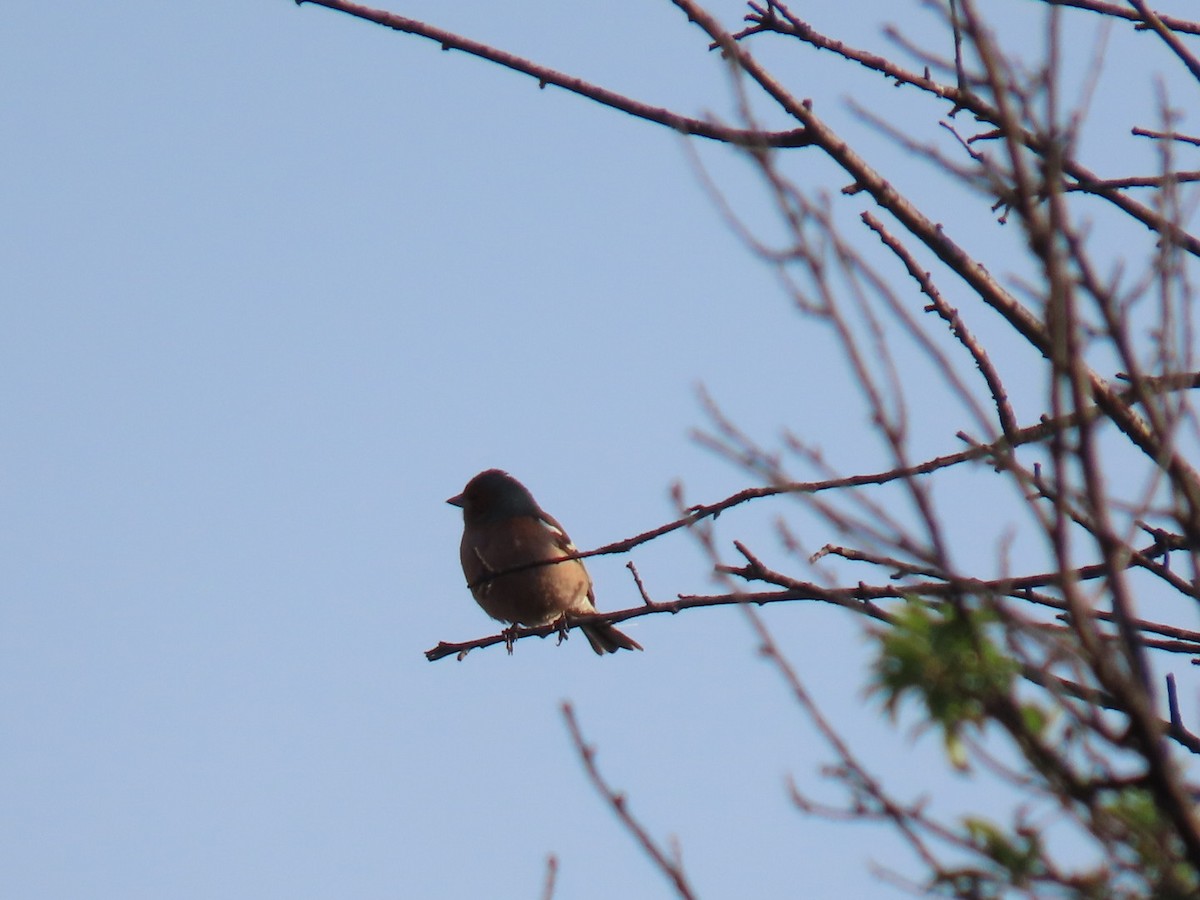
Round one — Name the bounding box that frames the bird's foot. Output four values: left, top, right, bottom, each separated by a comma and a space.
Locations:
502, 625, 520, 655
553, 614, 571, 646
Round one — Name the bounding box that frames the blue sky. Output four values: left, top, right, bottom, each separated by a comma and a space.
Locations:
4, 1, 1199, 897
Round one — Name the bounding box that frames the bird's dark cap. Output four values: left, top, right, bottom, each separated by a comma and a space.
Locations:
447, 469, 516, 507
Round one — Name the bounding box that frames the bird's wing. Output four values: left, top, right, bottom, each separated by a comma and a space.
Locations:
534, 511, 576, 555
535, 512, 598, 611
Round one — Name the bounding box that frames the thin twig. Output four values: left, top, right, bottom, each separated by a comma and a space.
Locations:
540, 854, 558, 900
626, 561, 655, 606
862, 210, 1018, 439
561, 704, 698, 900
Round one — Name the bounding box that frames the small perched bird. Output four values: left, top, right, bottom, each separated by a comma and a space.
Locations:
447, 469, 642, 655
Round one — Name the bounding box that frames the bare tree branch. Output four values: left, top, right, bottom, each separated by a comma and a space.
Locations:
561, 703, 698, 900
293, 0, 808, 148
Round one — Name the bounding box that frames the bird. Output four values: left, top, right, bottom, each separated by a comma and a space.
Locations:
447, 469, 642, 655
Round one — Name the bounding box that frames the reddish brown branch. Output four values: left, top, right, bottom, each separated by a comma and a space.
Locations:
426, 533, 1200, 661
738, 2, 1200, 256
540, 854, 558, 900
1134, 127, 1200, 146
1126, 0, 1200, 82
1034, 0, 1200, 35
561, 704, 698, 900
461, 372, 1198, 590
862, 210, 1018, 439
626, 561, 655, 606
293, 0, 808, 148
1067, 171, 1200, 191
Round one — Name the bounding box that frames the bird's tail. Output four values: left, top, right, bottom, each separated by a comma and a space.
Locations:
581, 621, 643, 655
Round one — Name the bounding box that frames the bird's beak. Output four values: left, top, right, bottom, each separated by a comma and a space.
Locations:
446, 492, 464, 508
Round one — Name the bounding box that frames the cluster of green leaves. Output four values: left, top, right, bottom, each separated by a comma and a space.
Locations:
1097, 788, 1199, 899
870, 599, 1200, 897
870, 598, 1022, 768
